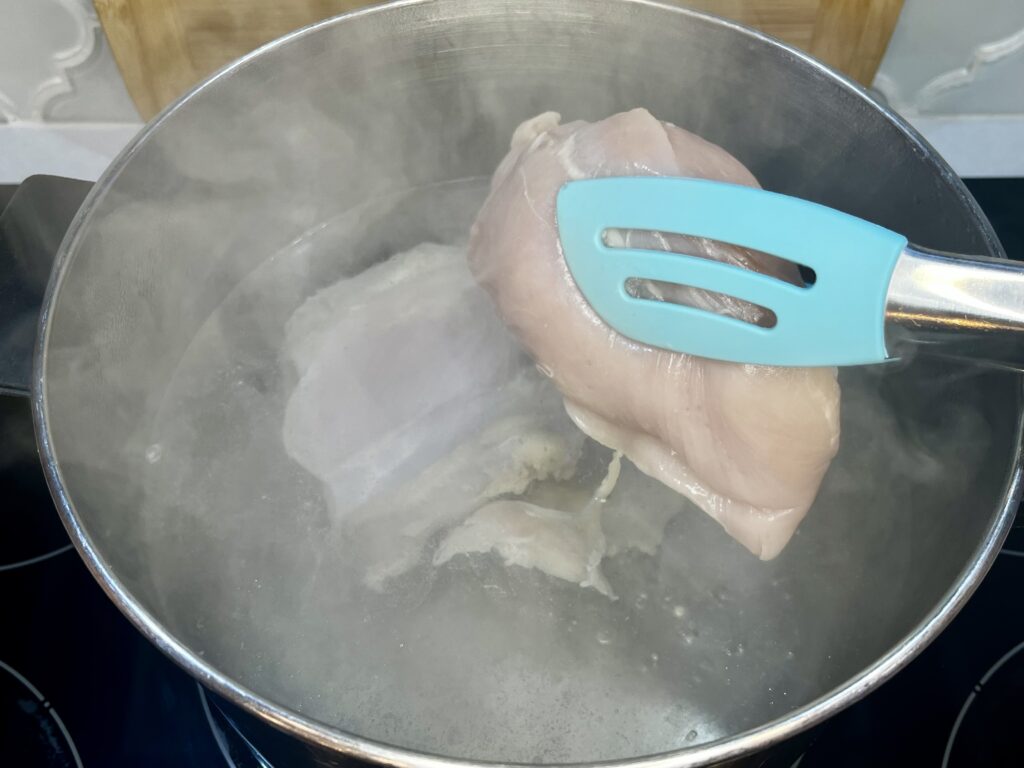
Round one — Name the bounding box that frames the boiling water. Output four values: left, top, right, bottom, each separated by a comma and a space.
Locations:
137, 178, 994, 763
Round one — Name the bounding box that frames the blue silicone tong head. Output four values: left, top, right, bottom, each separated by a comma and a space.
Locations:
556, 177, 1024, 368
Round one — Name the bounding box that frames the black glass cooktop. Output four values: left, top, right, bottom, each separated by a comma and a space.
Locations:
1, 177, 1022, 767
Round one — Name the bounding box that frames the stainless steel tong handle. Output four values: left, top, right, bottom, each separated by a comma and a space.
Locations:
885, 245, 1024, 370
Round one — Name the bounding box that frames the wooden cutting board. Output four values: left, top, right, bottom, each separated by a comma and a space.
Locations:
95, 0, 903, 121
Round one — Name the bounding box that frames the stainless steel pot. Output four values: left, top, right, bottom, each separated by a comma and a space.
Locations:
7, 1, 1022, 766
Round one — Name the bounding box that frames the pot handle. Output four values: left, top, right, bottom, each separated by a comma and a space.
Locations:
0, 176, 93, 397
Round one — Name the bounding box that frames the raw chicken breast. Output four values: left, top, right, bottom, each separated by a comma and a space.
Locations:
281, 242, 590, 588
468, 109, 841, 559
281, 241, 679, 596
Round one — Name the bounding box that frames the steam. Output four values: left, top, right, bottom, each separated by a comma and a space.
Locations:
124, 146, 1004, 763
33, 3, 1016, 764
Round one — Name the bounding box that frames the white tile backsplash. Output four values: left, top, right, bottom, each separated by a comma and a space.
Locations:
0, 0, 138, 124
874, 0, 1024, 116
0, 0, 1021, 180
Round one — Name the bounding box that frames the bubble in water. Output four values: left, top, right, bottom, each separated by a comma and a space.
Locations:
734, 643, 745, 656
145, 443, 163, 463
786, 650, 795, 660
672, 605, 685, 618
685, 730, 698, 742
650, 653, 658, 663
596, 631, 612, 645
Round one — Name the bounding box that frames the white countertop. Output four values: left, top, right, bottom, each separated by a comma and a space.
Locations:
0, 123, 141, 185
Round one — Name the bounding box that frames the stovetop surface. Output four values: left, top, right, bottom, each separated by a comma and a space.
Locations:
2, 178, 1022, 767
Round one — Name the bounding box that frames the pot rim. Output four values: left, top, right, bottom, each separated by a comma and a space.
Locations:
32, 1, 1023, 766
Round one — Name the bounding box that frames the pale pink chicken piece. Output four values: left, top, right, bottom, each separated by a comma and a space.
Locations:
468, 109, 841, 559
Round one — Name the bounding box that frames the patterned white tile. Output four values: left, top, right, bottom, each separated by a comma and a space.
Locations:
0, 0, 138, 124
